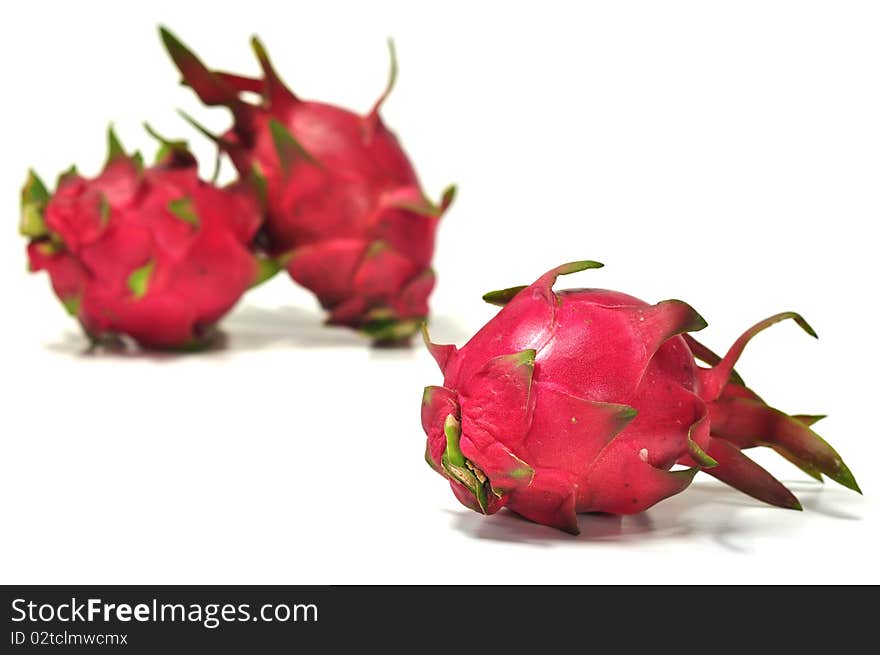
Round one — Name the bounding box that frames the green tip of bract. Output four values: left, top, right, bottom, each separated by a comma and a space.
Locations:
127, 260, 156, 299
20, 170, 51, 238
56, 165, 79, 188
250, 35, 270, 67
167, 197, 199, 227
177, 109, 221, 144
368, 37, 399, 116
385, 38, 398, 95
61, 296, 81, 317
250, 162, 268, 206
143, 122, 190, 163
482, 285, 527, 306
790, 313, 818, 339
419, 321, 432, 346
158, 26, 207, 86
99, 194, 111, 224
793, 414, 827, 427
688, 439, 719, 468
268, 118, 317, 171
364, 240, 387, 258
251, 254, 284, 288
834, 462, 861, 494
106, 124, 125, 165
664, 300, 708, 333
158, 26, 182, 54
440, 184, 457, 211
690, 311, 709, 333
143, 122, 171, 143
557, 260, 604, 276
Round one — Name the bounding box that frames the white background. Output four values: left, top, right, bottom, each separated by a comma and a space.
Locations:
2, 1, 878, 584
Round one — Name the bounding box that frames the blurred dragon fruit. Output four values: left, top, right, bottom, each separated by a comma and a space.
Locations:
22, 127, 268, 350
161, 28, 453, 342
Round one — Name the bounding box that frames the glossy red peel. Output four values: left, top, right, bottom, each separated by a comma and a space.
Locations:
419, 262, 859, 533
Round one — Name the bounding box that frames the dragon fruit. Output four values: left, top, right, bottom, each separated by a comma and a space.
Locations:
22, 127, 267, 350
160, 28, 454, 342
420, 261, 859, 534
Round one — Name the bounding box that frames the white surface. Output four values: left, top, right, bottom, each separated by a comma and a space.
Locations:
2, 1, 878, 584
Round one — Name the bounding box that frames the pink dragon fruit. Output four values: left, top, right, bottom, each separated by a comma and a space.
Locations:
160, 28, 454, 342
22, 127, 268, 350
420, 261, 859, 533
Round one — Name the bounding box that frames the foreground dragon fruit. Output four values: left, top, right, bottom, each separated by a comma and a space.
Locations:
420, 261, 859, 533
22, 128, 266, 350
160, 28, 454, 342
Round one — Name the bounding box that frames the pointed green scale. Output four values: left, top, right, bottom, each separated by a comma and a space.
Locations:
364, 240, 388, 258
655, 299, 708, 334
19, 170, 51, 238
512, 348, 537, 367
106, 124, 125, 165
251, 254, 284, 288
482, 285, 527, 306
394, 184, 457, 218
159, 27, 238, 107
167, 197, 200, 227
56, 165, 79, 188
368, 38, 399, 117
143, 122, 190, 164
177, 109, 222, 145
175, 110, 228, 183
668, 467, 700, 483
127, 260, 156, 299
250, 35, 271, 67
250, 162, 268, 207
555, 260, 605, 276
61, 296, 82, 317
248, 34, 295, 106
832, 461, 861, 494
99, 194, 111, 225
439, 184, 457, 210
384, 38, 399, 101
35, 241, 60, 257
486, 349, 536, 380
268, 118, 318, 173
688, 439, 719, 468
789, 313, 818, 339
792, 414, 827, 427
393, 196, 442, 217
132, 151, 145, 173
483, 261, 605, 306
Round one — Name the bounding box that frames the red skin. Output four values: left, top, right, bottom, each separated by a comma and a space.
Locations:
162, 30, 451, 339
27, 152, 261, 349
421, 263, 859, 534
